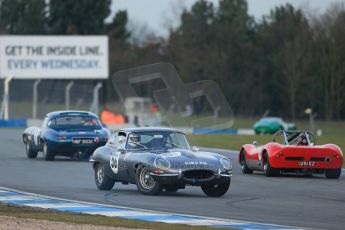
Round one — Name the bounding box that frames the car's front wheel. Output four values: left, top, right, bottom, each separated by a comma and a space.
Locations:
325, 168, 341, 179
136, 166, 162, 195
42, 143, 55, 161
201, 179, 230, 197
95, 163, 115, 190
263, 154, 280, 177
25, 141, 38, 159
240, 150, 253, 174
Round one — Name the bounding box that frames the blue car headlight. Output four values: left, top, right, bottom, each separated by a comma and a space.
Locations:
220, 158, 232, 170
154, 157, 170, 170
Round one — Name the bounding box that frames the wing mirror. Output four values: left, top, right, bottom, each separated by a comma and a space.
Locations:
192, 146, 199, 151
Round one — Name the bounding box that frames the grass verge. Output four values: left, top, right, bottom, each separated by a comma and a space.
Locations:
0, 203, 217, 230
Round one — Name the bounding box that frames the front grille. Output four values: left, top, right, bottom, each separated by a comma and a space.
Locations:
183, 170, 214, 180
285, 157, 304, 161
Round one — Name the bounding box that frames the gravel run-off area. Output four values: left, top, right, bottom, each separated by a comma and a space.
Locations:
0, 215, 141, 230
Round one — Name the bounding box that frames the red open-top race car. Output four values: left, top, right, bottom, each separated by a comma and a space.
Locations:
239, 130, 343, 179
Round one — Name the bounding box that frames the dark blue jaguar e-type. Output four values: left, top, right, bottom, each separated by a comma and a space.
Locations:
90, 127, 232, 196
23, 110, 110, 161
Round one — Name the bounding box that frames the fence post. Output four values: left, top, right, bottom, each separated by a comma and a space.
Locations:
0, 76, 13, 120
90, 82, 103, 115
32, 79, 41, 119
65, 81, 74, 110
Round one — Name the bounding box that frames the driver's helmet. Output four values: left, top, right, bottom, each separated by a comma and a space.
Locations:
298, 134, 308, 146
129, 134, 141, 143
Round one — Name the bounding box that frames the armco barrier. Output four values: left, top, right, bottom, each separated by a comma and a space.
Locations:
0, 119, 27, 128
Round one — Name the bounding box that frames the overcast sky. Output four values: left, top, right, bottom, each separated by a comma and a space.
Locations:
110, 0, 345, 37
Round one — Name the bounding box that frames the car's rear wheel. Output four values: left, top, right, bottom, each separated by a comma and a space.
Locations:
201, 178, 230, 197
240, 150, 253, 174
95, 163, 115, 190
325, 168, 341, 179
42, 142, 55, 161
263, 154, 280, 177
25, 141, 38, 159
136, 166, 162, 195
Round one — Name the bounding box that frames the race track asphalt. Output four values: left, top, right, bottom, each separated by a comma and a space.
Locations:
0, 129, 344, 229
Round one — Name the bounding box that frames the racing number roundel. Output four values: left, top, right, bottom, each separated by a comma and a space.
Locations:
110, 152, 120, 174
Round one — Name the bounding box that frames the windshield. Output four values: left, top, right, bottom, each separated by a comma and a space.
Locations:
48, 115, 102, 130
126, 131, 190, 150
287, 131, 314, 146
260, 117, 282, 123
273, 131, 315, 146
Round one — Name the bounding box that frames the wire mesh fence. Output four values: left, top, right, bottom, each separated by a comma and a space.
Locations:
1, 79, 115, 119
1, 63, 235, 131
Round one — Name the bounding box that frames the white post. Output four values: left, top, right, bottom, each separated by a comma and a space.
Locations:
213, 106, 221, 125
65, 81, 74, 110
90, 82, 103, 115
32, 79, 41, 119
305, 108, 316, 132
0, 76, 13, 120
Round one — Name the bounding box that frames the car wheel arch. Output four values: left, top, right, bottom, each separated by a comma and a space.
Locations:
240, 145, 255, 160
93, 161, 99, 170
262, 150, 269, 165
134, 163, 144, 175
239, 148, 245, 163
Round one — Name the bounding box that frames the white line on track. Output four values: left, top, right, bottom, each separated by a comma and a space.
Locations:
85, 211, 168, 217
23, 203, 91, 209
0, 186, 312, 230
0, 195, 39, 201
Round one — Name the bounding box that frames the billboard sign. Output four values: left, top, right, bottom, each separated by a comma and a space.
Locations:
0, 36, 108, 79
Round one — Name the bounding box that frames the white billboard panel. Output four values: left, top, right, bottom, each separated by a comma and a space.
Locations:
0, 36, 108, 79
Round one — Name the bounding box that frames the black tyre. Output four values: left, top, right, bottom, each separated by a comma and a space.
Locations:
240, 150, 253, 174
135, 166, 162, 195
263, 154, 280, 177
325, 168, 341, 179
95, 163, 115, 190
201, 178, 230, 197
25, 141, 38, 159
42, 142, 55, 161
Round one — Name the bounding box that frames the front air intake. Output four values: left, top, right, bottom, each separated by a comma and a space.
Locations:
183, 170, 214, 180
311, 157, 326, 162
285, 156, 304, 161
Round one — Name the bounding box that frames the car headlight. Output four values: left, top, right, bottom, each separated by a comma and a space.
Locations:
154, 157, 170, 170
220, 158, 232, 170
